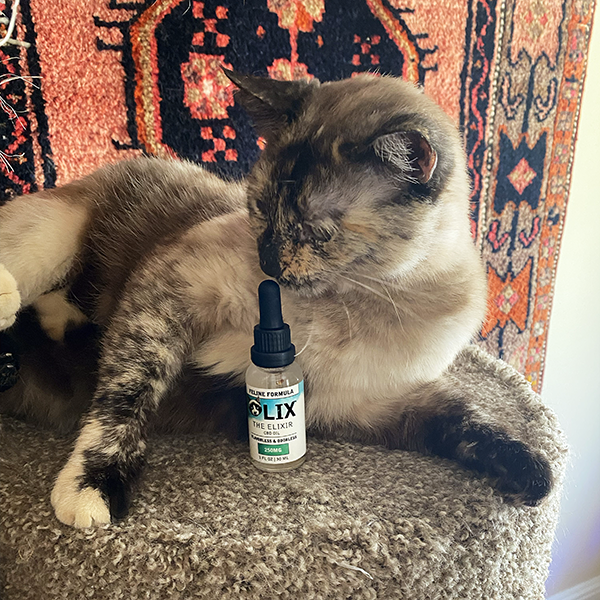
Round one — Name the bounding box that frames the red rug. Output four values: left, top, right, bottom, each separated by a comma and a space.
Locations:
0, 0, 595, 391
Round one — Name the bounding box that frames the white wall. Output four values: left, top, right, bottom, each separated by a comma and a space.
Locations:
542, 14, 600, 598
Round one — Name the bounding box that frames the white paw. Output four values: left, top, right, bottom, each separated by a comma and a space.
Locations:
51, 460, 111, 528
0, 264, 20, 330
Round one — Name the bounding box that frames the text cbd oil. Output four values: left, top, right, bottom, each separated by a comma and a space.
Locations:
246, 280, 306, 471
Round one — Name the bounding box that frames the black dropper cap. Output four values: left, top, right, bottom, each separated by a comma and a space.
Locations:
251, 280, 296, 368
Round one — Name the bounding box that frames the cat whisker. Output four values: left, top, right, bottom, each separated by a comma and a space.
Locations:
294, 317, 315, 357
339, 274, 388, 301
340, 299, 353, 341
351, 272, 398, 287
381, 283, 404, 333
339, 274, 404, 330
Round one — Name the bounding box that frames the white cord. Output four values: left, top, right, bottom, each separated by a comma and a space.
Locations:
0, 0, 30, 49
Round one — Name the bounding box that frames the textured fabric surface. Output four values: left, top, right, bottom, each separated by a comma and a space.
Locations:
0, 347, 568, 599
0, 0, 596, 390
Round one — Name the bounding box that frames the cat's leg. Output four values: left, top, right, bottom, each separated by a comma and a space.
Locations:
0, 265, 20, 330
340, 384, 553, 507
50, 284, 191, 527
0, 190, 89, 327
415, 399, 552, 506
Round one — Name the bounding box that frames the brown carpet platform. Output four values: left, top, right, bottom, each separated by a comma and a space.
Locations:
0, 346, 567, 599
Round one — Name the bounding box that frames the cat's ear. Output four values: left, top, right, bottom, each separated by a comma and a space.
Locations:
372, 130, 438, 184
223, 69, 318, 139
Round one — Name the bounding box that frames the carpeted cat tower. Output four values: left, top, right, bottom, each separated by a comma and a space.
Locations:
1, 347, 567, 599
1, 0, 594, 597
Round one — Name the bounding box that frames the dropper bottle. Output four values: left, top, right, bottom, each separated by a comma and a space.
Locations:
246, 280, 306, 471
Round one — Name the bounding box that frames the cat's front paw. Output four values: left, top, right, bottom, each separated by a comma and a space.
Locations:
51, 460, 111, 528
485, 439, 553, 507
458, 432, 553, 506
0, 265, 20, 330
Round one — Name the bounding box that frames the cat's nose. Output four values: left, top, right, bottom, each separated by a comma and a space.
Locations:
259, 237, 282, 278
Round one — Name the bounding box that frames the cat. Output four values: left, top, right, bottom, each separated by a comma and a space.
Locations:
0, 71, 553, 528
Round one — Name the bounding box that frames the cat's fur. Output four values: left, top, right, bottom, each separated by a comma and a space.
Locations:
0, 73, 552, 527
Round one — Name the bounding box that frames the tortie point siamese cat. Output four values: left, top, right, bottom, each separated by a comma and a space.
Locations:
0, 71, 552, 528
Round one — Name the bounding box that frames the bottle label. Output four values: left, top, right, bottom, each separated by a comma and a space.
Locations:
247, 381, 306, 464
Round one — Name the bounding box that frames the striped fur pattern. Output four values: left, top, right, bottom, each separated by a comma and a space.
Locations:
0, 74, 552, 527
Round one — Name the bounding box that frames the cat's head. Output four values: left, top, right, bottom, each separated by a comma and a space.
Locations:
226, 70, 467, 296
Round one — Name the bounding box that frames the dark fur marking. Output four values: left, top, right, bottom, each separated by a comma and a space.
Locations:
283, 141, 317, 190
80, 453, 144, 521
423, 413, 553, 506
95, 389, 146, 418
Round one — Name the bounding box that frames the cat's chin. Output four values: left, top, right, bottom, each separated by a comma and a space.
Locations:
277, 276, 331, 298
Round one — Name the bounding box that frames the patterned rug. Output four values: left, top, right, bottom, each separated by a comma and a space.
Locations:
0, 0, 595, 391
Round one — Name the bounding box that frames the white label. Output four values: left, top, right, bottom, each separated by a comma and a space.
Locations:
247, 381, 306, 464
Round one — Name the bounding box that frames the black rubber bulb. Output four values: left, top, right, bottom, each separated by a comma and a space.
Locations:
258, 280, 284, 330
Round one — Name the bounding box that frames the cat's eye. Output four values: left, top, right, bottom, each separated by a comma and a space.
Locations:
338, 141, 362, 160
300, 223, 333, 244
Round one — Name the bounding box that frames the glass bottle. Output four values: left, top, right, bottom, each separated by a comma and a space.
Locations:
246, 280, 306, 472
